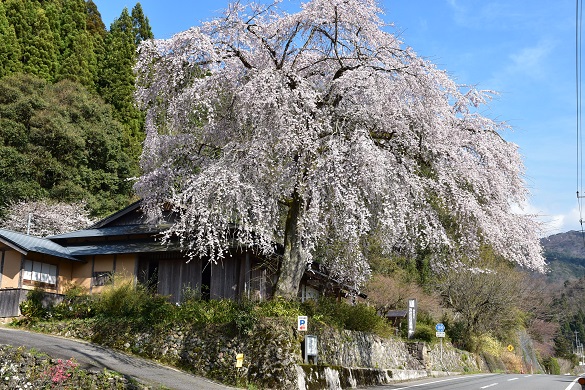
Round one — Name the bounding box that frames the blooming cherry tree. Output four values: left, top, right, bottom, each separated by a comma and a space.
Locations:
134, 0, 544, 298
0, 201, 94, 236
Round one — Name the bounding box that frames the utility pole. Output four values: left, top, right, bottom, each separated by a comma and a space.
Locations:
26, 213, 32, 235
575, 331, 584, 365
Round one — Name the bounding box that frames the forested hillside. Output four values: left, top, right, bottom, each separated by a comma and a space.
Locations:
0, 0, 152, 217
541, 230, 585, 281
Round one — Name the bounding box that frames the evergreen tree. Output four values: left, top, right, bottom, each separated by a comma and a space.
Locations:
98, 5, 152, 161
131, 3, 153, 45
47, 0, 97, 89
85, 0, 106, 37
0, 2, 21, 78
27, 7, 58, 81
56, 31, 97, 89
85, 0, 106, 89
5, 0, 58, 81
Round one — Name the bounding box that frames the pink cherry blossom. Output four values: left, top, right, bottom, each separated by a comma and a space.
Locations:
134, 0, 545, 297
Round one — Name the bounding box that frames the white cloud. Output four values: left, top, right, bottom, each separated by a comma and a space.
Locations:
484, 39, 557, 95
539, 213, 566, 236
445, 0, 518, 29
511, 201, 579, 237
532, 206, 583, 236
507, 40, 555, 80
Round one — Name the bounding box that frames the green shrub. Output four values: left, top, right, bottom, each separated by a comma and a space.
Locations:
343, 303, 387, 333
544, 357, 561, 375
18, 280, 393, 338
137, 293, 175, 329
19, 288, 48, 323
298, 298, 391, 336
200, 299, 238, 324
442, 317, 468, 349
176, 296, 257, 334
52, 284, 94, 320
92, 278, 175, 330
312, 298, 347, 328
257, 297, 304, 318
232, 299, 258, 335
93, 279, 146, 318
412, 323, 434, 343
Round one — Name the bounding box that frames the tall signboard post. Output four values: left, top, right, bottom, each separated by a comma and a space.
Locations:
407, 299, 417, 339
435, 323, 445, 362
298, 316, 318, 364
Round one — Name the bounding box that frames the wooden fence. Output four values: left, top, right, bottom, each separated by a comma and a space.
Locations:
0, 288, 64, 318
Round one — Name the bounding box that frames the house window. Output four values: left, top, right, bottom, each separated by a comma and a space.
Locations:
23, 260, 57, 287
92, 271, 113, 287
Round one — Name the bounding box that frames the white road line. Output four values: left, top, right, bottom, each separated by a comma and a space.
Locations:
507, 377, 519, 381
524, 375, 532, 378
391, 374, 495, 390
480, 384, 498, 389
565, 377, 580, 390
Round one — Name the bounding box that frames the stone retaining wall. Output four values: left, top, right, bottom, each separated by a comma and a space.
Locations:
32, 318, 481, 389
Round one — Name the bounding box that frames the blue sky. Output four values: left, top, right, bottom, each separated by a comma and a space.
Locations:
94, 0, 579, 236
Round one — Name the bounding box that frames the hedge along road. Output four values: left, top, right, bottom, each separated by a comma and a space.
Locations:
0, 326, 236, 390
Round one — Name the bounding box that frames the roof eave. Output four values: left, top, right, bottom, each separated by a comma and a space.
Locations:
90, 199, 143, 229
0, 237, 27, 255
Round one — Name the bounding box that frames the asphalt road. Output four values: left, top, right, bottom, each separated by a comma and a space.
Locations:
363, 373, 585, 390
0, 327, 235, 390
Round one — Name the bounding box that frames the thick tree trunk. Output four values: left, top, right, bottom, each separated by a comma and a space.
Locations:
274, 192, 306, 299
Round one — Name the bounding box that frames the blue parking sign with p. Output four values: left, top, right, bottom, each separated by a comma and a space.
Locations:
298, 316, 308, 331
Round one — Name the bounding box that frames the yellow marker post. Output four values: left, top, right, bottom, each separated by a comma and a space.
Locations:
507, 345, 514, 352
235, 353, 244, 368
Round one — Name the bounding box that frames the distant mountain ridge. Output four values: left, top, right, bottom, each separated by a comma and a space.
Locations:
541, 230, 585, 281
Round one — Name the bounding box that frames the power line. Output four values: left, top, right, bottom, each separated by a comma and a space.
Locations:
578, 0, 582, 202
577, 0, 585, 241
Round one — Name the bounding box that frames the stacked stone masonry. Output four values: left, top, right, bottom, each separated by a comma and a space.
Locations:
33, 318, 483, 389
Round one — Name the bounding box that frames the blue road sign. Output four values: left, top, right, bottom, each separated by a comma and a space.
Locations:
435, 323, 445, 332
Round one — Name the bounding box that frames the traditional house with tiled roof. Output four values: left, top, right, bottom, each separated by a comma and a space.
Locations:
0, 201, 359, 317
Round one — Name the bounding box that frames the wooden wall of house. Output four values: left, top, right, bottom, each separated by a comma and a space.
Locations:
70, 254, 137, 294
56, 262, 73, 294
138, 251, 276, 303
210, 253, 276, 301
0, 249, 79, 295
0, 250, 22, 289
247, 265, 272, 301
158, 257, 202, 302
0, 288, 27, 317
71, 259, 93, 290
0, 289, 64, 318
210, 258, 240, 300
116, 254, 136, 279
138, 252, 202, 303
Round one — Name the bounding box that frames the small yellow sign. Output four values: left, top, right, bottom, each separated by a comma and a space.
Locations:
507, 344, 514, 352
235, 353, 244, 368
